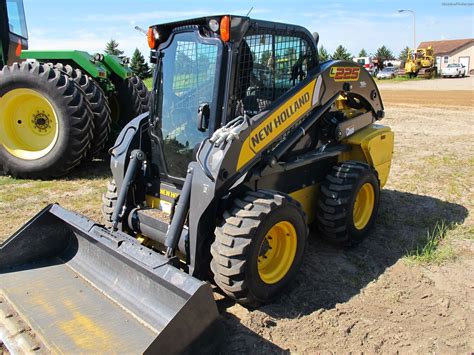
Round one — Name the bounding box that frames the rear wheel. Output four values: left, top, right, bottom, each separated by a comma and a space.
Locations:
54, 64, 112, 159
0, 62, 92, 178
210, 190, 307, 306
109, 75, 149, 128
316, 161, 380, 246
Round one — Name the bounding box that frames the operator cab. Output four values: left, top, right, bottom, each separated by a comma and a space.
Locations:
0, 0, 28, 66
147, 15, 319, 183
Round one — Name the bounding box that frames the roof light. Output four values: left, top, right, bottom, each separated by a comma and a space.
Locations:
220, 16, 230, 42
147, 27, 158, 49
209, 19, 219, 32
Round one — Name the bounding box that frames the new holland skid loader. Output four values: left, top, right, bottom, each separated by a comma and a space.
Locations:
0, 15, 394, 353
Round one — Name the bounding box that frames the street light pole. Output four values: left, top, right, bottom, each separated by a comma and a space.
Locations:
398, 9, 416, 50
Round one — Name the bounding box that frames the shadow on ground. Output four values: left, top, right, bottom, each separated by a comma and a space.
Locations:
59, 155, 111, 180
217, 189, 468, 353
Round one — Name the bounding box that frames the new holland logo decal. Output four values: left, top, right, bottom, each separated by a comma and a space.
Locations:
329, 66, 361, 82
237, 79, 318, 170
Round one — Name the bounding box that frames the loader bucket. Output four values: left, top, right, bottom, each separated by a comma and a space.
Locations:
0, 204, 221, 354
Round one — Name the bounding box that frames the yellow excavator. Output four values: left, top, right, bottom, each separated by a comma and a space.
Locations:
0, 15, 394, 353
402, 45, 437, 78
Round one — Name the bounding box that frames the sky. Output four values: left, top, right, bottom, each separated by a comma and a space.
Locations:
23, 0, 474, 61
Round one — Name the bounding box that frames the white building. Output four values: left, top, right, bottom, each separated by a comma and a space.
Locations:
419, 38, 474, 74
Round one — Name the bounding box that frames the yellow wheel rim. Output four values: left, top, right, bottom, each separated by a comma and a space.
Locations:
353, 182, 375, 230
257, 221, 297, 285
0, 88, 59, 160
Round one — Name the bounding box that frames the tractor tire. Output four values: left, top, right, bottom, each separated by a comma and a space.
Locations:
101, 179, 117, 227
109, 75, 149, 128
54, 63, 111, 159
0, 61, 93, 178
316, 161, 380, 246
210, 190, 307, 306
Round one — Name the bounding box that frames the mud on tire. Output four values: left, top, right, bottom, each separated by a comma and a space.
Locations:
0, 61, 93, 178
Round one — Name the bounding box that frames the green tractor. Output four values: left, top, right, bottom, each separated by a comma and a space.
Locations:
0, 0, 149, 178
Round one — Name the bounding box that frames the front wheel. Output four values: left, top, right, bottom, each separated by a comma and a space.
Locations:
211, 191, 308, 306
316, 161, 380, 246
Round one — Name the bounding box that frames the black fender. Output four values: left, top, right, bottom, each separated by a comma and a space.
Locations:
109, 112, 149, 192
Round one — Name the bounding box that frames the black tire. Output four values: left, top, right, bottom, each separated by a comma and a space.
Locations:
211, 190, 308, 306
109, 75, 149, 127
55, 64, 112, 159
316, 161, 380, 246
0, 62, 92, 178
101, 179, 117, 227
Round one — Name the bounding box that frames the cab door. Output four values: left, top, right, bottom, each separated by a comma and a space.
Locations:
4, 0, 28, 65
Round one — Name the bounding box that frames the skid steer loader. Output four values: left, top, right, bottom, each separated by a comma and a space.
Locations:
0, 15, 394, 353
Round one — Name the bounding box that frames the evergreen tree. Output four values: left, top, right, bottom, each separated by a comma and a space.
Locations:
318, 45, 330, 62
105, 39, 124, 57
375, 45, 395, 61
358, 48, 368, 57
130, 48, 151, 79
398, 46, 410, 61
332, 45, 352, 60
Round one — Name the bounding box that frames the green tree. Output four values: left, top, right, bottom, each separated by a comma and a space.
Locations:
358, 48, 368, 57
331, 45, 352, 60
130, 48, 151, 79
375, 45, 395, 62
318, 45, 330, 62
398, 46, 410, 61
105, 39, 124, 57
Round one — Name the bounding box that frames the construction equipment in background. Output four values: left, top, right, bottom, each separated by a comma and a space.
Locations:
0, 15, 394, 352
0, 0, 149, 178
399, 45, 437, 78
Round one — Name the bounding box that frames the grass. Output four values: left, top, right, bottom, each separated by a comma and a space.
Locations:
144, 77, 152, 90
375, 75, 424, 83
406, 221, 457, 264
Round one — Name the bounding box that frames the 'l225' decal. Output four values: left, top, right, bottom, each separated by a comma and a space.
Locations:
329, 66, 361, 81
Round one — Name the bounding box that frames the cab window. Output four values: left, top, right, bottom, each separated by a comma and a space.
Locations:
234, 32, 315, 117
7, 0, 28, 38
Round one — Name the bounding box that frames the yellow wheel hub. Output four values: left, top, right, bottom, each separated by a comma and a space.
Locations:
353, 182, 375, 230
0, 88, 59, 160
257, 221, 297, 284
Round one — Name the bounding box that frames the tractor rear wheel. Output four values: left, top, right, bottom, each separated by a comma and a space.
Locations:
54, 64, 112, 159
109, 75, 149, 128
211, 190, 307, 306
316, 161, 380, 246
0, 62, 92, 178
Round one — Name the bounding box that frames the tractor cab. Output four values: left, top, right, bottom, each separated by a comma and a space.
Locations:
146, 15, 319, 181
0, 0, 28, 66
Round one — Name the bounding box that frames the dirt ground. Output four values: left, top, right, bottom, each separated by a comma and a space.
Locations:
1, 78, 473, 353
219, 82, 474, 353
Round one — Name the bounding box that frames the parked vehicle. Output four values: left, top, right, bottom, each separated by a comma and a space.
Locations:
441, 63, 467, 78
376, 67, 398, 79
353, 56, 375, 75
